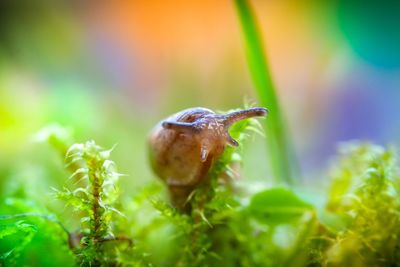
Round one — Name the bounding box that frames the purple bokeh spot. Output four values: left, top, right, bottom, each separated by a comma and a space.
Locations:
301, 72, 400, 177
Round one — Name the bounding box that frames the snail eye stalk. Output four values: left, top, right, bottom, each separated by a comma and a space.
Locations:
162, 121, 198, 133
224, 107, 268, 126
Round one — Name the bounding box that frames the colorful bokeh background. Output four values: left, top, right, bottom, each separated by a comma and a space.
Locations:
1, 0, 400, 195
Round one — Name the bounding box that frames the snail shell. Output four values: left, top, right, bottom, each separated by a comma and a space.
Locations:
148, 107, 268, 209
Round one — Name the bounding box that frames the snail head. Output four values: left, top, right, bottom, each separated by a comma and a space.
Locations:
162, 107, 268, 162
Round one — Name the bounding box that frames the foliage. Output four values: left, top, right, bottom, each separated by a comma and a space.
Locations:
2, 120, 400, 267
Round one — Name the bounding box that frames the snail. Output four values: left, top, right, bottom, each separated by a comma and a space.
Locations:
148, 107, 268, 210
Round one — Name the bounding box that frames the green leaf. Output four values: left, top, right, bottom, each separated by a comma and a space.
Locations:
248, 188, 314, 225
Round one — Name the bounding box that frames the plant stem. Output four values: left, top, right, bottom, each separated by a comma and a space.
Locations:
234, 0, 297, 185
87, 159, 103, 266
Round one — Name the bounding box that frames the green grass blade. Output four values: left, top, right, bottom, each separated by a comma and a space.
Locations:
234, 0, 296, 184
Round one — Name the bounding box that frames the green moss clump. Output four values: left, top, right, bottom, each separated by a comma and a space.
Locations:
311, 143, 400, 267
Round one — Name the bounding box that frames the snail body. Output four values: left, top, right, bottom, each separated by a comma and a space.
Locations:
148, 107, 268, 209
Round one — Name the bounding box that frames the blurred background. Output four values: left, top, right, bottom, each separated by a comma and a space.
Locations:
0, 0, 400, 198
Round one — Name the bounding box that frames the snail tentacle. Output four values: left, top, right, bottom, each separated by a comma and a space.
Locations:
162, 121, 198, 133
224, 107, 268, 126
